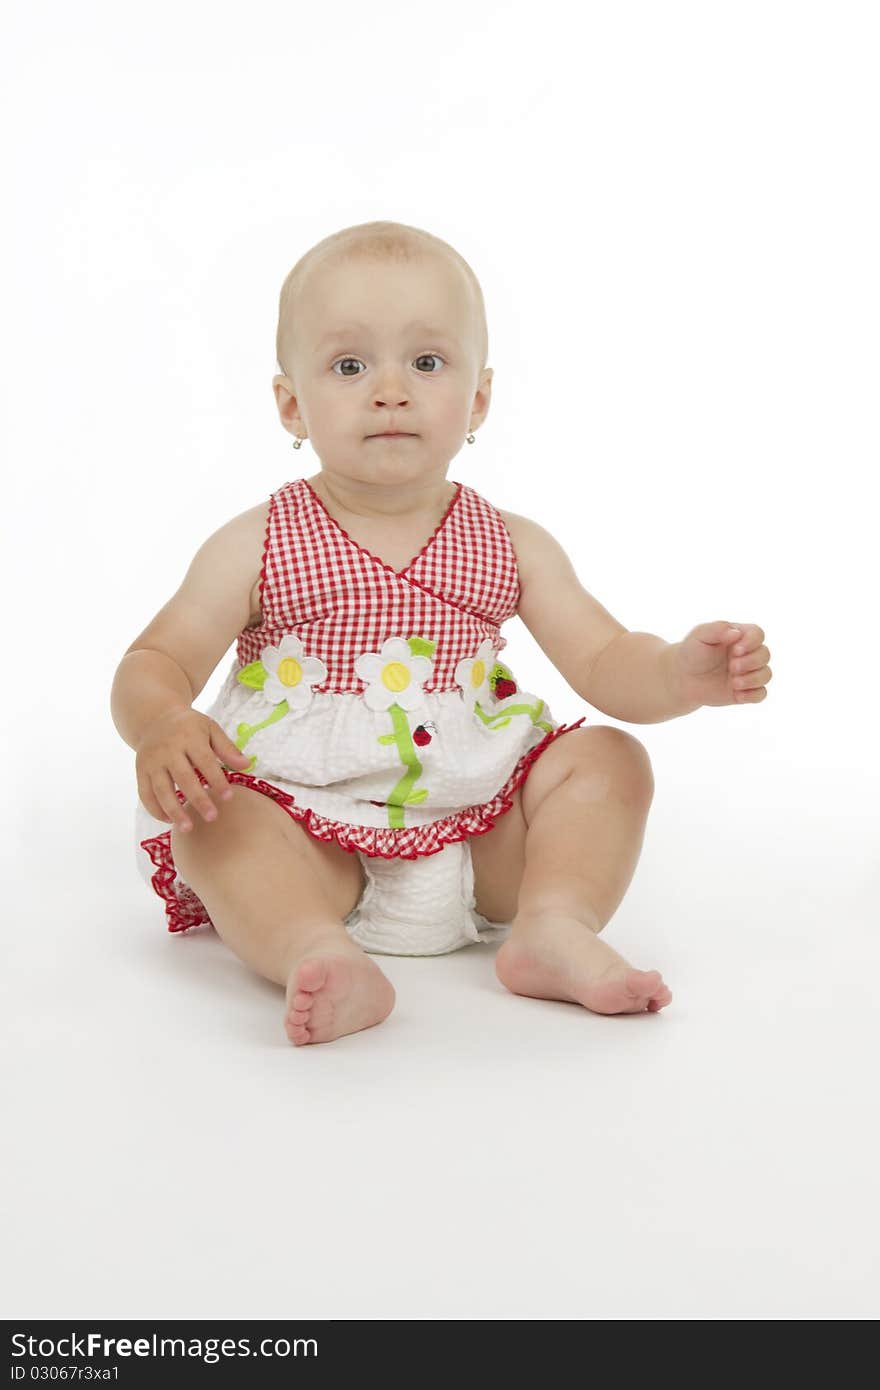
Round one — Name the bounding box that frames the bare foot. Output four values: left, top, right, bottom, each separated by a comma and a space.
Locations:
285, 936, 396, 1045
495, 914, 672, 1016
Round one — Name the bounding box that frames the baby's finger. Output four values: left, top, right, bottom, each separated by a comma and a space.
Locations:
137, 778, 171, 825
731, 644, 770, 674
209, 725, 251, 772
731, 625, 766, 657
152, 769, 193, 831
732, 665, 772, 691
169, 756, 219, 824
192, 741, 234, 803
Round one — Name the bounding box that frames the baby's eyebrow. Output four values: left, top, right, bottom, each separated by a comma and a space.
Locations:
314, 321, 459, 352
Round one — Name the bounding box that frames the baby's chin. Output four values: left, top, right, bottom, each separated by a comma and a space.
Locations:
316, 440, 458, 482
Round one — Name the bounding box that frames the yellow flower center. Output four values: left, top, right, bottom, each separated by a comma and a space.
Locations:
381, 661, 411, 693
277, 657, 303, 688
471, 659, 486, 689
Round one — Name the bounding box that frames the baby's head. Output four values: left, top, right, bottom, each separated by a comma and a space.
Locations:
272, 221, 493, 489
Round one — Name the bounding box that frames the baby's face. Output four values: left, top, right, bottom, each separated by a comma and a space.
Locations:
275, 254, 491, 487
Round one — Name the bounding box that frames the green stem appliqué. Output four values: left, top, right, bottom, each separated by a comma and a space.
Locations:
374, 636, 435, 828
234, 659, 288, 772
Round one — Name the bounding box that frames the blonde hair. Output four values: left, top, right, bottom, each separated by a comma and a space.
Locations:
275, 220, 489, 378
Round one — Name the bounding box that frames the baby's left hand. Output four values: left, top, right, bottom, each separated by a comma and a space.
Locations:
674, 621, 773, 708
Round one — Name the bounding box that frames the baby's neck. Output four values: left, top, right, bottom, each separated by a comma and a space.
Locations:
307, 470, 455, 523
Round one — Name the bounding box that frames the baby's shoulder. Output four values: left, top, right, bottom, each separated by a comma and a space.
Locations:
237, 499, 272, 627
198, 497, 271, 629
494, 506, 554, 582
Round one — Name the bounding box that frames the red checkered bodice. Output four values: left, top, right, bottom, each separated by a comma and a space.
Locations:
235, 478, 521, 693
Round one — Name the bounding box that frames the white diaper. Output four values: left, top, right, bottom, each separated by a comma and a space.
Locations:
135, 801, 510, 954
343, 840, 512, 956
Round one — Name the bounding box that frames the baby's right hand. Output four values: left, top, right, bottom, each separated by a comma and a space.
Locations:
135, 708, 252, 832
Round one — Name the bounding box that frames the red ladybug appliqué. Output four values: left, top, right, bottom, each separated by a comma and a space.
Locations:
412, 721, 437, 747
494, 677, 518, 699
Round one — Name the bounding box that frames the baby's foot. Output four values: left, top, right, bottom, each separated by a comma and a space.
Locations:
495, 915, 672, 1016
285, 936, 396, 1045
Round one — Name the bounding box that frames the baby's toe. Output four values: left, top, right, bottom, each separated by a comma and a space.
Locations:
295, 958, 329, 994
647, 985, 673, 1012
627, 968, 662, 994
615, 968, 670, 1013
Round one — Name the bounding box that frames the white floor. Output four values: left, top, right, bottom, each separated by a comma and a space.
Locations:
4, 720, 878, 1321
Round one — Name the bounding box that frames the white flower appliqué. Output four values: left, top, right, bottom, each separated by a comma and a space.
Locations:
355, 637, 434, 712
260, 634, 328, 715
454, 638, 495, 710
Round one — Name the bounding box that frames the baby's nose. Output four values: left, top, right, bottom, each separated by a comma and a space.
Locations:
372, 364, 411, 407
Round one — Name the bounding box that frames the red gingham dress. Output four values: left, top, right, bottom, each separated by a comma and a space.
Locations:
138, 476, 586, 932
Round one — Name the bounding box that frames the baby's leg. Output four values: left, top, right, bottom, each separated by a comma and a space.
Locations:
477, 727, 672, 1015
170, 785, 395, 1046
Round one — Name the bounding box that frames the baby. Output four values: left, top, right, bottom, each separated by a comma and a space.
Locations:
110, 219, 772, 1046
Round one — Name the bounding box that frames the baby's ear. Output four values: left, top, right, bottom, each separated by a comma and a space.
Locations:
273, 376, 300, 425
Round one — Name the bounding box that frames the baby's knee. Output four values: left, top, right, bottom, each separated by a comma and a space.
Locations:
566, 727, 655, 806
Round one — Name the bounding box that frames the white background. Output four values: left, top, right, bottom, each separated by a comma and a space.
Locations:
2, 0, 878, 1320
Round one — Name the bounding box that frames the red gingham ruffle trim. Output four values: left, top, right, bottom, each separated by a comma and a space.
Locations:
139, 716, 587, 934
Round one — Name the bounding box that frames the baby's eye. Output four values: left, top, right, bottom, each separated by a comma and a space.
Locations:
332, 356, 366, 377
330, 353, 446, 377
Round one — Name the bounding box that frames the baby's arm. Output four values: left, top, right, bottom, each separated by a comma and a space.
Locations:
500, 509, 629, 701
502, 510, 701, 722
110, 501, 270, 830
